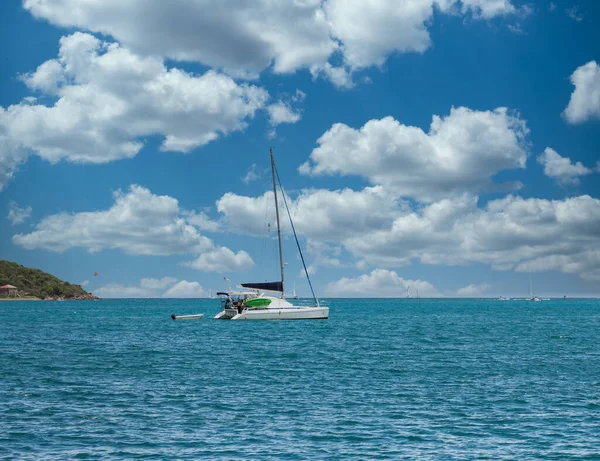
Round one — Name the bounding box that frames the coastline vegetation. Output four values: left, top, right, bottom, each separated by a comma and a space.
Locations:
0, 260, 98, 300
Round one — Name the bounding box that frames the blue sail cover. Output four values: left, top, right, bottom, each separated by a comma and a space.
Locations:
241, 281, 283, 292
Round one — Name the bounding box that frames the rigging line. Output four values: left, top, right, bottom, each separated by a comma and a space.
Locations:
274, 166, 319, 307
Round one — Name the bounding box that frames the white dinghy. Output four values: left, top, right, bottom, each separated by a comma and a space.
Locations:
214, 148, 328, 321
171, 313, 203, 321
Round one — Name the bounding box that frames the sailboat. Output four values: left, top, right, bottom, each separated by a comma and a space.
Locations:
528, 273, 541, 302
214, 148, 329, 321
292, 282, 299, 300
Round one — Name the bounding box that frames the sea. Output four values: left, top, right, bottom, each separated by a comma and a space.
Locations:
1, 298, 600, 460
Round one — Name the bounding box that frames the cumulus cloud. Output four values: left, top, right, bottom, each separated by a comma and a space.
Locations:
13, 185, 210, 255
326, 269, 440, 297
183, 247, 254, 273
23, 0, 336, 77
163, 280, 207, 298
184, 211, 221, 233
563, 61, 600, 124
140, 277, 178, 290
266, 102, 302, 126
7, 201, 32, 225
300, 107, 529, 201
216, 186, 600, 281
537, 147, 592, 185
216, 186, 404, 240
94, 283, 157, 298
0, 32, 269, 189
456, 283, 491, 296
343, 194, 600, 281
95, 277, 208, 298
23, 0, 521, 86
13, 185, 253, 272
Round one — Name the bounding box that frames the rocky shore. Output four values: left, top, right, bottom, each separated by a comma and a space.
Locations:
42, 293, 101, 301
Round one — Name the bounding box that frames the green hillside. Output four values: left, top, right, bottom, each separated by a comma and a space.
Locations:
0, 260, 98, 300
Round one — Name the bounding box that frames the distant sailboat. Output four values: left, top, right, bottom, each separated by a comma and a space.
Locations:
528, 273, 541, 301
292, 282, 298, 300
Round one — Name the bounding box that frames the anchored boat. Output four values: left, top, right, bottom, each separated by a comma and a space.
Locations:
171, 313, 203, 320
214, 148, 329, 321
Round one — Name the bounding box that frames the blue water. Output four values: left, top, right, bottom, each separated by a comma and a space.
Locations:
1, 298, 600, 460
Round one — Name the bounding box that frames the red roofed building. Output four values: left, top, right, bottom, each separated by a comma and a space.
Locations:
0, 285, 18, 297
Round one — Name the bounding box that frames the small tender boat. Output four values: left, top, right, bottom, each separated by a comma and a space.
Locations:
171, 313, 203, 321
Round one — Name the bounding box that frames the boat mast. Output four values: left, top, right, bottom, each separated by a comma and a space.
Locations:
270, 147, 285, 298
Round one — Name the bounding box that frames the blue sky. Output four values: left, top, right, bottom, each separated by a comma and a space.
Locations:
1, 0, 599, 298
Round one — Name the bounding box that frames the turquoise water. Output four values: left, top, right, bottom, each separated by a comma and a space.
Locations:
1, 298, 600, 459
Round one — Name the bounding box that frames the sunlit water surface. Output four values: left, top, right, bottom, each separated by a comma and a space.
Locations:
1, 298, 600, 459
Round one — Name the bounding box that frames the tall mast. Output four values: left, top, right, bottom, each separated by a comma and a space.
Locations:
270, 147, 285, 297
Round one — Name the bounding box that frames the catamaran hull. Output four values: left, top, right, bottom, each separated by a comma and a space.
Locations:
214, 309, 238, 320
231, 306, 329, 321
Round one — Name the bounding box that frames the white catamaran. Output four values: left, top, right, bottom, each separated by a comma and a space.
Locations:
214, 148, 329, 321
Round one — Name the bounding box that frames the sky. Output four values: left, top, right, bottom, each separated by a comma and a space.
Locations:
0, 0, 599, 298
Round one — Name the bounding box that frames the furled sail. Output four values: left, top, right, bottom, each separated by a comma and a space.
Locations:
241, 281, 283, 292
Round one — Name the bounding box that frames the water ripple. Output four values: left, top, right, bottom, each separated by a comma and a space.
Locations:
1, 298, 600, 459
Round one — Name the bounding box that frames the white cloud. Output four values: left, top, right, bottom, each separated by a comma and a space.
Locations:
23, 0, 336, 77
537, 147, 592, 185
310, 63, 355, 89
94, 283, 157, 298
343, 194, 600, 281
216, 186, 404, 240
7, 201, 32, 225
566, 6, 583, 21
563, 61, 600, 124
0, 32, 269, 189
300, 107, 529, 201
242, 164, 264, 184
324, 0, 435, 70
292, 89, 306, 102
163, 280, 207, 298
184, 211, 221, 233
266, 101, 302, 126
23, 0, 520, 87
458, 0, 517, 18
326, 269, 440, 297
95, 277, 207, 298
184, 247, 254, 273
140, 277, 178, 290
79, 280, 89, 287
13, 185, 253, 272
456, 283, 491, 296
13, 185, 211, 255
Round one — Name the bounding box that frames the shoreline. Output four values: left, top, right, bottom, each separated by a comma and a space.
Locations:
0, 297, 41, 301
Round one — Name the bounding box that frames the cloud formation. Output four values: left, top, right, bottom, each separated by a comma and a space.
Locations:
456, 283, 491, 296
23, 0, 522, 85
563, 61, 600, 124
95, 277, 207, 298
326, 269, 440, 297
13, 185, 252, 273
0, 32, 270, 190
300, 107, 529, 201
7, 201, 32, 225
537, 147, 593, 185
